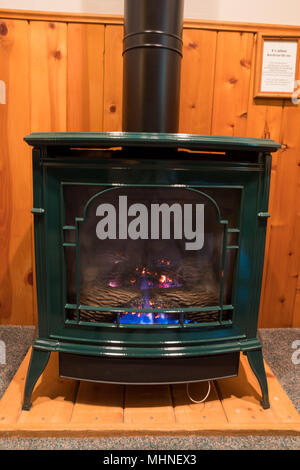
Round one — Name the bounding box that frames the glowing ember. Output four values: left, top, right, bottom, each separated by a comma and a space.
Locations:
108, 280, 118, 287
159, 274, 178, 289
117, 260, 182, 324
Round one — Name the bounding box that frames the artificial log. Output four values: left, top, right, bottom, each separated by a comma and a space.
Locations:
68, 251, 222, 324
76, 282, 219, 324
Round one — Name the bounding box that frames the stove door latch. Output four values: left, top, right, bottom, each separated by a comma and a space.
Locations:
31, 208, 45, 215
257, 212, 270, 219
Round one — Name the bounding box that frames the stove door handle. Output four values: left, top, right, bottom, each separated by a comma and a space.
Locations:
31, 208, 45, 215
257, 212, 270, 218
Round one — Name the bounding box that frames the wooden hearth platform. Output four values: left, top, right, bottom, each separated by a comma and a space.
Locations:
0, 349, 299, 437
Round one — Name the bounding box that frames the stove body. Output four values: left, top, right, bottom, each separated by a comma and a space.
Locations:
22, 132, 280, 410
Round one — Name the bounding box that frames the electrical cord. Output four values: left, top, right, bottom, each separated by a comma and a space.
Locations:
186, 380, 211, 404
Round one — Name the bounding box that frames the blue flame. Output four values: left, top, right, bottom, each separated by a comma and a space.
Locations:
119, 311, 179, 325
109, 261, 190, 325
118, 272, 180, 325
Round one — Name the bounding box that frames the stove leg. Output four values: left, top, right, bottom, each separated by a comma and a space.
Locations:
246, 348, 270, 409
22, 347, 51, 411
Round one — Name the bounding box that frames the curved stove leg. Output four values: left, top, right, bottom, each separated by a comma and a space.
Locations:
246, 348, 270, 409
22, 347, 51, 411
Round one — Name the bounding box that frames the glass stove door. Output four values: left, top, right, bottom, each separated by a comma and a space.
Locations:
62, 185, 241, 327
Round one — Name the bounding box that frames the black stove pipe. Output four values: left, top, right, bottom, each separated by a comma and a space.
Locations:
122, 0, 184, 133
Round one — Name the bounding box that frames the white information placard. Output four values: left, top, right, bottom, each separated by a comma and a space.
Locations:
260, 40, 298, 93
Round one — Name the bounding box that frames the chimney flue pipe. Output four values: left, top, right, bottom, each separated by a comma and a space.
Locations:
122, 0, 184, 133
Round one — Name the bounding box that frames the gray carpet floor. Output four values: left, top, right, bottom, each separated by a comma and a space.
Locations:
0, 326, 299, 450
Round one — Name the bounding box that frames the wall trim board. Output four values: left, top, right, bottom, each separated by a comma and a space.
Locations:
1, 9, 300, 35
0, 9, 123, 25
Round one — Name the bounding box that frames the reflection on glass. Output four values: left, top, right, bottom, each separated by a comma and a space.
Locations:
63, 186, 240, 325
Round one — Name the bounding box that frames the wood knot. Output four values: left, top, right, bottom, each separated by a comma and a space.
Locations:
279, 296, 285, 303
240, 112, 248, 118
53, 50, 61, 60
49, 23, 55, 29
240, 59, 251, 69
190, 104, 196, 109
26, 271, 33, 286
0, 22, 8, 36
188, 42, 198, 49
229, 77, 238, 85
109, 104, 116, 113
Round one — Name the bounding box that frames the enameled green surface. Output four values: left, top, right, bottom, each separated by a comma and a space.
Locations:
24, 131, 281, 152
24, 132, 280, 360
22, 135, 281, 408
27, 144, 276, 357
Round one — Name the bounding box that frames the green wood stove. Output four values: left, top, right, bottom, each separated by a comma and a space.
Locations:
22, 0, 281, 411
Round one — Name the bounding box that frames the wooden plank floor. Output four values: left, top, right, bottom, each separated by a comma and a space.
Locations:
0, 349, 299, 437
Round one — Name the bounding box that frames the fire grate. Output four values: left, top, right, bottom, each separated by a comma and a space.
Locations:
68, 308, 226, 325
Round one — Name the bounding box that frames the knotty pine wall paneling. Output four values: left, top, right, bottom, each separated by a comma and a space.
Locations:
67, 23, 105, 132
0, 11, 300, 327
103, 25, 123, 132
